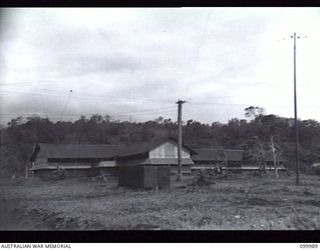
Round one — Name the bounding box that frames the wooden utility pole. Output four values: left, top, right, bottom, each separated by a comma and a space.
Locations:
292, 32, 300, 185
176, 100, 186, 182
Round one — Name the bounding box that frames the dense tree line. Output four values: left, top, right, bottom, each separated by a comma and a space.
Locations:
1, 107, 320, 177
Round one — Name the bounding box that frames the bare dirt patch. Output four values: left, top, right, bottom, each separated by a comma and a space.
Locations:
1, 173, 320, 230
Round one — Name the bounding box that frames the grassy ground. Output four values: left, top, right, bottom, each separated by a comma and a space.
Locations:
1, 171, 320, 230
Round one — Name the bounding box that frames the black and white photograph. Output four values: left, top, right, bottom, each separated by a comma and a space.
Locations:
1, 7, 320, 232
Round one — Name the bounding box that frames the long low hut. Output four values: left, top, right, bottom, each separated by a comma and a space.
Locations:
29, 143, 122, 180
191, 148, 243, 172
29, 138, 195, 189
191, 148, 287, 172
241, 153, 287, 171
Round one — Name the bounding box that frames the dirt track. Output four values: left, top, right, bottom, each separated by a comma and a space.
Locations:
1, 172, 320, 230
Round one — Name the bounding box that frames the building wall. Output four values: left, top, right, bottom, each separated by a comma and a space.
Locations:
33, 168, 99, 180
99, 168, 118, 178
118, 165, 144, 188
192, 161, 241, 168
48, 162, 92, 167
33, 169, 55, 180
149, 142, 190, 159
65, 168, 99, 177
32, 153, 99, 180
34, 155, 49, 169
118, 165, 171, 189
143, 165, 157, 189
33, 155, 94, 170
143, 165, 171, 189
154, 165, 171, 189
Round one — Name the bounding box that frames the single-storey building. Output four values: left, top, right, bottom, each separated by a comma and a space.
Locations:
117, 138, 196, 189
29, 143, 122, 180
241, 153, 287, 171
191, 148, 286, 172
29, 138, 196, 189
191, 148, 243, 172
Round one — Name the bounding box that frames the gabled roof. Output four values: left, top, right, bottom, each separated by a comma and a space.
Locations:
192, 149, 244, 162
31, 138, 196, 161
31, 143, 123, 160
118, 137, 197, 158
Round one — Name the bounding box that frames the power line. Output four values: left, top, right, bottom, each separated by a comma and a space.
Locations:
0, 107, 176, 117
189, 101, 252, 106
2, 88, 247, 107
0, 109, 177, 119
186, 95, 235, 100
1, 87, 258, 110
3, 86, 236, 102
0, 89, 177, 104
105, 109, 176, 118
114, 111, 176, 118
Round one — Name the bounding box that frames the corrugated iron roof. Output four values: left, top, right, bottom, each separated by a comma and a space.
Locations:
192, 149, 244, 162
118, 140, 165, 158
34, 143, 123, 160
143, 158, 194, 165
31, 138, 196, 161
118, 137, 196, 158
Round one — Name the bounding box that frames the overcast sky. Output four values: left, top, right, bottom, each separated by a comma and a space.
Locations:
1, 8, 320, 125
